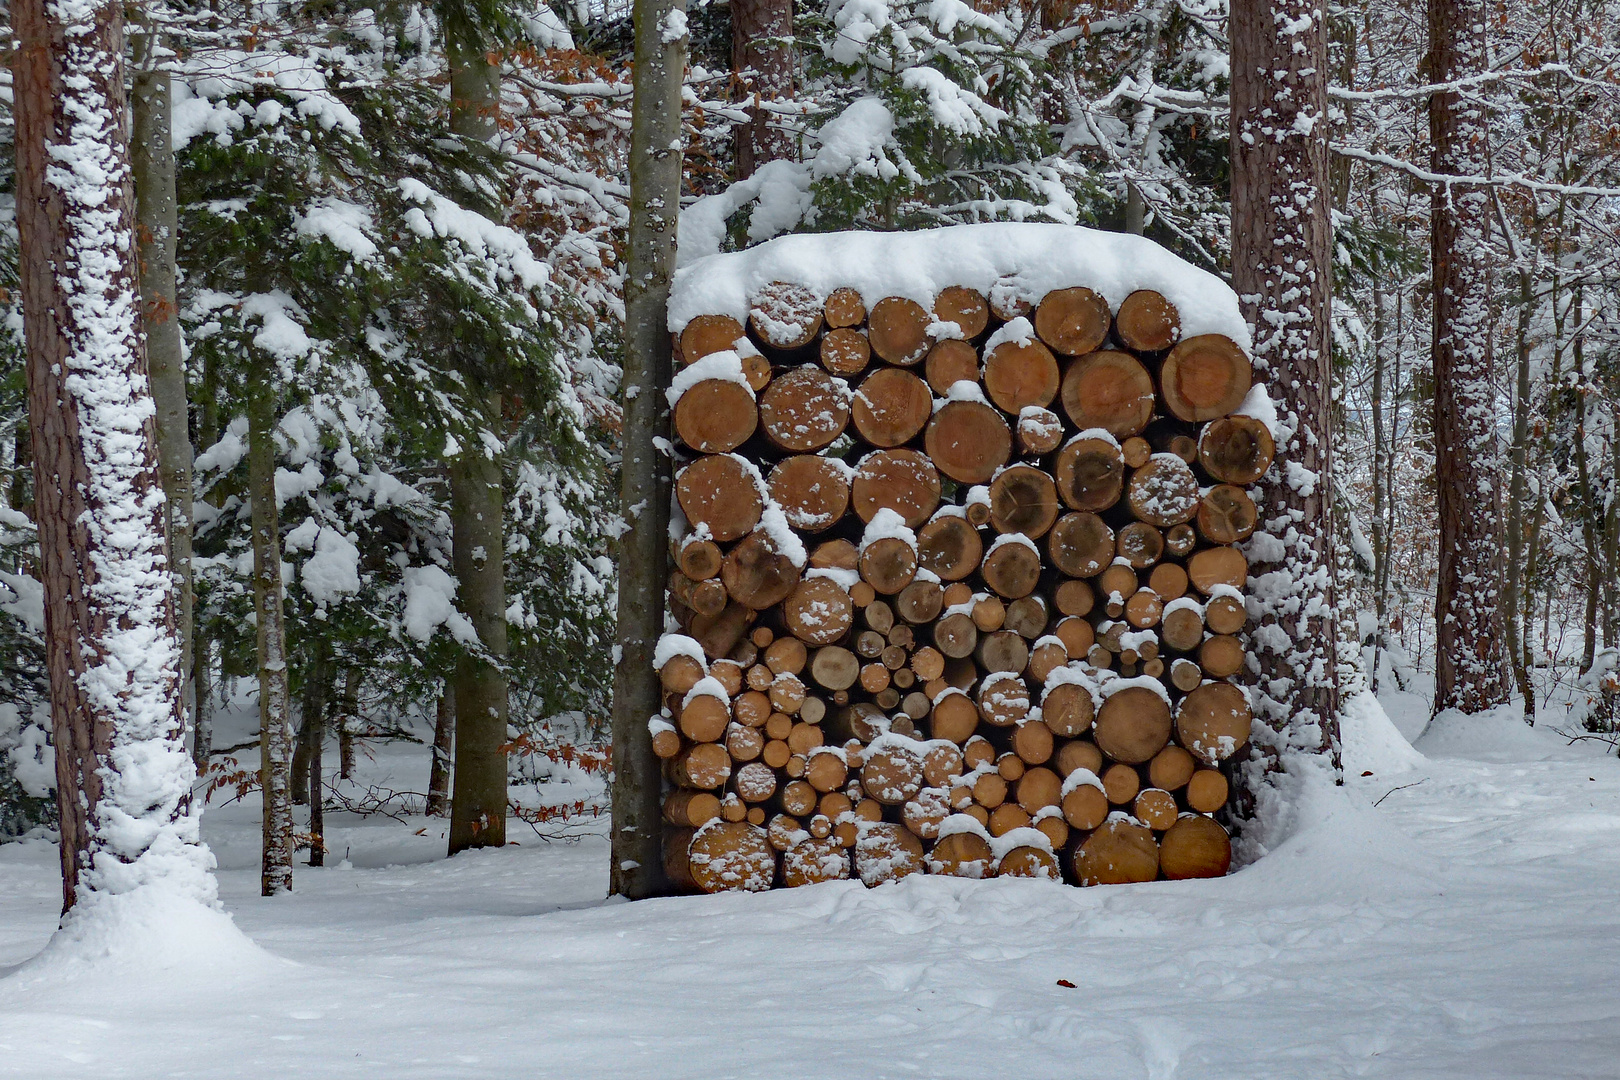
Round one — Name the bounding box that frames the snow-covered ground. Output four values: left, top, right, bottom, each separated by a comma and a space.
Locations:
5, 698, 1620, 1079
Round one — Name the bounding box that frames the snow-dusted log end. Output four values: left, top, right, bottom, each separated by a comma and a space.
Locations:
669, 223, 1251, 351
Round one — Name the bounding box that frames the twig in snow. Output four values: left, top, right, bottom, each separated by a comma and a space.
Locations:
1373, 778, 1428, 807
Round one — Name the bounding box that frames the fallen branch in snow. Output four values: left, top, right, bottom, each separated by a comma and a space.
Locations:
1373, 779, 1428, 807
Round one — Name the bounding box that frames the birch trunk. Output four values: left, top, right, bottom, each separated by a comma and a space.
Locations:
249, 362, 294, 896
1229, 0, 1342, 788
14, 0, 207, 912
1428, 0, 1510, 713
609, 0, 686, 898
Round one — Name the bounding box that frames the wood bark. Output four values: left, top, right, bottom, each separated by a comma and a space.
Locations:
249, 362, 294, 895
426, 685, 454, 816
731, 0, 795, 176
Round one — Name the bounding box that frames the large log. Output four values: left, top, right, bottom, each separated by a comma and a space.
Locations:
1169, 657, 1203, 693
1186, 769, 1229, 813
1124, 589, 1164, 630
734, 761, 779, 804
989, 465, 1060, 539
977, 629, 1030, 674
1158, 814, 1232, 879
759, 365, 850, 452
1114, 289, 1181, 353
1061, 782, 1108, 831
1148, 745, 1196, 792
1198, 634, 1246, 678
808, 645, 860, 691
1034, 286, 1110, 355
1126, 454, 1201, 527
805, 746, 849, 793
677, 454, 763, 542
1187, 546, 1248, 594
750, 281, 824, 350
679, 689, 730, 742
1005, 595, 1048, 640
820, 327, 871, 377
852, 367, 933, 447
1093, 686, 1173, 764
896, 580, 944, 624
688, 821, 777, 892
1060, 352, 1155, 438
1053, 435, 1125, 511
1197, 484, 1259, 544
1015, 763, 1060, 810
680, 314, 747, 363
924, 338, 980, 395
781, 577, 855, 646
998, 845, 1061, 880
1198, 414, 1275, 485
1042, 681, 1096, 738
1205, 593, 1247, 635
722, 530, 802, 610
984, 337, 1060, 414
1159, 334, 1252, 422
851, 449, 941, 528
671, 742, 732, 789
859, 536, 918, 596
933, 285, 990, 338
930, 689, 979, 742
925, 400, 1012, 485
1176, 681, 1252, 764
868, 296, 932, 365
1047, 513, 1112, 580
782, 836, 851, 887
1073, 818, 1159, 886
916, 513, 983, 582
977, 672, 1032, 726
769, 455, 850, 533
981, 537, 1042, 599
674, 378, 758, 453
1148, 562, 1189, 601
1160, 599, 1204, 652
1053, 614, 1095, 656
933, 611, 979, 659
854, 822, 925, 885
926, 830, 993, 878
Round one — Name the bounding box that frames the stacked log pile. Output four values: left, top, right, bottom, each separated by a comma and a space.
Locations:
655, 276, 1270, 893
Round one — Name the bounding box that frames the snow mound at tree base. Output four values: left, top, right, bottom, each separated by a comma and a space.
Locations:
1418, 703, 1577, 762
1339, 691, 1425, 777
14, 883, 277, 986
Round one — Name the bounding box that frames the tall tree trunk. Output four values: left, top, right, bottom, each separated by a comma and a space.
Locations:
610, 0, 685, 898
426, 684, 454, 817
193, 634, 212, 768
1504, 266, 1536, 719
248, 362, 293, 896
445, 40, 510, 856
338, 666, 359, 779
193, 350, 220, 769
1229, 0, 1342, 794
1370, 280, 1388, 693
14, 0, 206, 912
302, 641, 328, 867
1571, 293, 1602, 676
732, 0, 794, 177
1428, 0, 1509, 714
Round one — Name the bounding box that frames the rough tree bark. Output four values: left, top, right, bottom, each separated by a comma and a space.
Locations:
1428, 0, 1510, 714
445, 38, 510, 855
338, 666, 359, 779
609, 0, 686, 899
302, 641, 328, 867
1229, 0, 1343, 795
248, 361, 294, 896
15, 0, 208, 911
731, 0, 794, 177
426, 684, 454, 817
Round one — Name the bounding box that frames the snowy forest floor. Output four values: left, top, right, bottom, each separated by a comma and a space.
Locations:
4, 690, 1620, 1079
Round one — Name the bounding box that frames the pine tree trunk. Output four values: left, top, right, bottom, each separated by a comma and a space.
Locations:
610, 0, 686, 898
732, 0, 794, 177
444, 40, 509, 855
1370, 281, 1388, 693
426, 684, 454, 817
132, 49, 194, 750
1229, 0, 1342, 784
249, 362, 294, 896
303, 641, 328, 867
338, 667, 358, 779
193, 634, 213, 768
14, 0, 203, 911
1429, 0, 1509, 714
1504, 267, 1536, 719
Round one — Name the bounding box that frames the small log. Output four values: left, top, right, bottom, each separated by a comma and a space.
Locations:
963, 735, 997, 771
924, 338, 980, 395
942, 581, 973, 607
852, 367, 933, 447
921, 742, 965, 788
917, 514, 983, 582
1074, 818, 1159, 886
978, 629, 1030, 674
663, 827, 698, 889
971, 594, 1006, 632
1188, 546, 1248, 594
781, 779, 819, 816
719, 793, 748, 822
925, 400, 1013, 485
933, 611, 979, 659
1176, 681, 1252, 764
734, 761, 779, 804
977, 673, 1032, 727
1098, 564, 1139, 607
988, 803, 1031, 837
859, 663, 891, 694
1169, 657, 1203, 693
1087, 644, 1115, 670
1146, 747, 1194, 794
680, 692, 731, 743
868, 296, 932, 365
865, 600, 896, 634
902, 789, 952, 839
851, 449, 941, 528
1133, 788, 1179, 831
766, 813, 803, 852
1186, 769, 1229, 813
751, 626, 775, 649
762, 740, 791, 769
881, 644, 908, 671
1053, 615, 1095, 657
1006, 596, 1049, 641
805, 747, 849, 793
675, 536, 723, 582
1101, 762, 1141, 805
1013, 722, 1056, 768
819, 790, 853, 819
759, 365, 850, 452
782, 836, 851, 887
981, 539, 1042, 599
1160, 601, 1204, 652
859, 536, 918, 597
930, 690, 980, 743
750, 281, 823, 350
1034, 286, 1111, 355
1115, 522, 1165, 569
1053, 435, 1125, 512
1054, 739, 1104, 777
808, 646, 860, 691
1124, 589, 1164, 630
1149, 562, 1189, 600
1122, 435, 1152, 469
1127, 454, 1201, 527
874, 687, 902, 710
1093, 686, 1173, 764
1033, 815, 1070, 851
811, 539, 858, 571
670, 572, 727, 617
911, 648, 946, 684
1159, 334, 1251, 422
651, 723, 683, 760
851, 581, 876, 607
674, 379, 757, 453
771, 674, 808, 715
679, 314, 746, 363
824, 702, 887, 744
1060, 352, 1155, 438
1053, 579, 1096, 619
763, 710, 793, 740
1165, 523, 1198, 558
765, 636, 809, 676
1198, 484, 1258, 544
1114, 289, 1181, 353
1206, 594, 1247, 635
984, 336, 1061, 414
933, 285, 990, 339
1016, 408, 1063, 456
658, 652, 705, 696
769, 455, 851, 534
997, 752, 1026, 782
671, 742, 732, 789
989, 465, 1060, 539
927, 830, 993, 878
896, 580, 944, 624
820, 327, 870, 377
727, 722, 764, 762
733, 690, 771, 728
799, 695, 827, 725
1159, 814, 1232, 879
1061, 783, 1108, 831
854, 823, 926, 885
722, 530, 801, 610
1199, 414, 1276, 485
999, 845, 1061, 880
1199, 635, 1246, 678
824, 286, 866, 329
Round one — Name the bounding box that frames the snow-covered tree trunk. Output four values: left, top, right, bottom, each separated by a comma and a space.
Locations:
248, 363, 294, 896
609, 0, 686, 899
426, 684, 453, 817
13, 0, 211, 912
1229, 0, 1343, 810
732, 0, 794, 177
1428, 0, 1509, 715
